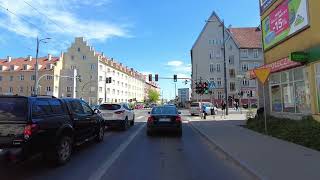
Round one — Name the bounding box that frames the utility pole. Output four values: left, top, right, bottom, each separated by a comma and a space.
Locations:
222, 20, 229, 115
34, 37, 39, 95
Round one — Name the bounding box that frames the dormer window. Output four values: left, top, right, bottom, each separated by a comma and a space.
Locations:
23, 64, 28, 70
46, 64, 53, 69
10, 65, 14, 71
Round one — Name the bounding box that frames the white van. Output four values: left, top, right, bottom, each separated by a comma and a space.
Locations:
190, 102, 202, 116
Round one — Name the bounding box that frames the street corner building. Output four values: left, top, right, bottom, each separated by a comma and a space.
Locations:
190, 11, 263, 107
249, 0, 320, 120
0, 37, 160, 105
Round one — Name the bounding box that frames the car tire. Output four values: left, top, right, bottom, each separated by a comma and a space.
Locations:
130, 119, 134, 126
95, 125, 104, 142
191, 113, 194, 116
49, 136, 72, 165
122, 118, 129, 131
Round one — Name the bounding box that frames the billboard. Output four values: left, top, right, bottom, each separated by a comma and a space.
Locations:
260, 0, 276, 14
262, 0, 309, 50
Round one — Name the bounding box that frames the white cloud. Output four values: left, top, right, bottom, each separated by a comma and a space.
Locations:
167, 60, 183, 67
0, 0, 130, 41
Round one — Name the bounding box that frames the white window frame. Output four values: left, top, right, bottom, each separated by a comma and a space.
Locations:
241, 49, 249, 58
253, 49, 259, 58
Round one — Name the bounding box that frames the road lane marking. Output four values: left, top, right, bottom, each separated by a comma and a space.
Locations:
137, 115, 144, 119
89, 123, 146, 180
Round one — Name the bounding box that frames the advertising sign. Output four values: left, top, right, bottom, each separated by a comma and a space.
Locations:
262, 0, 309, 50
260, 0, 276, 14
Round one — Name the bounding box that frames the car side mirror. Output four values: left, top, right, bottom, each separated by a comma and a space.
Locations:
178, 112, 181, 114
94, 109, 99, 114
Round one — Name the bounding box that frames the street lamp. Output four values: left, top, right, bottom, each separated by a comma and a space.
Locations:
206, 19, 231, 115
33, 37, 51, 95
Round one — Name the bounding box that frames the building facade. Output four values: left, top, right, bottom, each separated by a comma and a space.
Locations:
191, 12, 263, 107
178, 88, 190, 106
0, 54, 63, 97
250, 0, 319, 120
62, 37, 146, 105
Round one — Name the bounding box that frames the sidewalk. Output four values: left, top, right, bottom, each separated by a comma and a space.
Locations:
189, 118, 320, 180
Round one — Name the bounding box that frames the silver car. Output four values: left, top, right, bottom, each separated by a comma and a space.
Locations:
97, 103, 135, 130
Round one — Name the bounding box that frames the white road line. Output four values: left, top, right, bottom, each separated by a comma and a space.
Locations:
89, 124, 146, 180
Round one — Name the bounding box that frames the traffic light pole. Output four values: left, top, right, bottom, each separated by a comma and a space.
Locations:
222, 20, 229, 115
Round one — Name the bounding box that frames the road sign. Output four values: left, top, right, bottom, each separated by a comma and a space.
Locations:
254, 68, 271, 84
290, 51, 309, 62
208, 82, 216, 90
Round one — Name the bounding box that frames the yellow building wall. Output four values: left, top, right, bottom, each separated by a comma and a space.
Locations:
261, 0, 320, 118
262, 0, 320, 64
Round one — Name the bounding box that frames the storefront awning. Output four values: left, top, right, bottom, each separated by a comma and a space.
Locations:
248, 57, 303, 79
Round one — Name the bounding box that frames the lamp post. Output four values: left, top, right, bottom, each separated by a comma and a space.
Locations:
33, 37, 51, 95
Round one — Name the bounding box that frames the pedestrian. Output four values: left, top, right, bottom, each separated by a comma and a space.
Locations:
221, 101, 226, 118
201, 104, 207, 119
235, 102, 239, 111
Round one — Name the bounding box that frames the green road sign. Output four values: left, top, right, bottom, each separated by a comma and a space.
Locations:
290, 52, 309, 62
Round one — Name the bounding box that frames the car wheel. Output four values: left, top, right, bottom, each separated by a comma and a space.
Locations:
96, 125, 104, 142
52, 136, 72, 165
122, 118, 129, 131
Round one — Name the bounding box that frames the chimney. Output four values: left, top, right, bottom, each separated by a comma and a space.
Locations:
48, 54, 52, 61
7, 56, 11, 62
28, 55, 32, 61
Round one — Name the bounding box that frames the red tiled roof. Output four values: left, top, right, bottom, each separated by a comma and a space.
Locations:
229, 27, 262, 48
0, 56, 60, 71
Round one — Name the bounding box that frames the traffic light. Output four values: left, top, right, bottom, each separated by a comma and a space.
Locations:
173, 75, 177, 82
155, 74, 159, 81
149, 74, 152, 81
204, 82, 209, 94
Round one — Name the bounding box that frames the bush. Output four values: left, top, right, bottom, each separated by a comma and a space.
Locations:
246, 116, 320, 151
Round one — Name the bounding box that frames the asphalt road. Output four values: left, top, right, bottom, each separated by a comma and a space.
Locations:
0, 109, 253, 180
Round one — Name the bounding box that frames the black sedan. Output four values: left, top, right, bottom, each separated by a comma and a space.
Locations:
146, 106, 182, 137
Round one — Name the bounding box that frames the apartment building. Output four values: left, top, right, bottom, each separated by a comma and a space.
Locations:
62, 37, 146, 105
191, 11, 263, 107
0, 54, 63, 97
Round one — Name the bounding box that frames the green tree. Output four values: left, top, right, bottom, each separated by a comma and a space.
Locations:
148, 89, 160, 103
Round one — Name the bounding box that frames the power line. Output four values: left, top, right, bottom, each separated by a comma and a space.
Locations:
0, 4, 50, 37
23, 0, 66, 33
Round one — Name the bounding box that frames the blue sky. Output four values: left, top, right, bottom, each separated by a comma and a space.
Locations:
0, 0, 261, 99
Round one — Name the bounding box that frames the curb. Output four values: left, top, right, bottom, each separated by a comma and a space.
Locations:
189, 121, 265, 180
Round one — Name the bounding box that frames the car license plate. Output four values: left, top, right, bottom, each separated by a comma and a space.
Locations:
160, 118, 171, 122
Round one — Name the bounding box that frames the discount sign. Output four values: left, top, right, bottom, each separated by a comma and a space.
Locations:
262, 0, 309, 50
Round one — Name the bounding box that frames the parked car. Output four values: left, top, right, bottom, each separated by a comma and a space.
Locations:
0, 95, 105, 165
147, 106, 182, 137
96, 103, 135, 130
189, 102, 202, 116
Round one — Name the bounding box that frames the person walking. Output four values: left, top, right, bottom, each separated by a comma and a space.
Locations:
201, 104, 207, 119
235, 102, 239, 111
221, 101, 226, 118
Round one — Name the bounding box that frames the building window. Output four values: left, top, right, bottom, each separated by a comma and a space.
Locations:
117, 90, 120, 95
9, 87, 13, 93
71, 55, 74, 60
99, 65, 103, 70
242, 79, 250, 86
71, 65, 76, 70
241, 64, 249, 72
216, 64, 221, 72
19, 87, 23, 93
209, 50, 214, 59
229, 55, 234, 65
46, 86, 52, 92
77, 47, 80, 52
217, 78, 222, 87
47, 75, 53, 80
271, 67, 311, 114
209, 64, 214, 73
107, 88, 110, 94
0, 87, 2, 92
112, 89, 115, 95
0, 76, 2, 81
99, 76, 103, 81
229, 69, 235, 78
83, 55, 86, 60
218, 92, 223, 99
9, 76, 13, 81
240, 49, 249, 58
90, 64, 95, 70
10, 65, 14, 71
67, 87, 73, 92
20, 75, 24, 81
230, 82, 236, 91
23, 64, 28, 70
253, 49, 259, 58
99, 87, 103, 92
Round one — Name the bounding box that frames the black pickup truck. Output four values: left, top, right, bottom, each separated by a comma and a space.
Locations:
0, 95, 105, 165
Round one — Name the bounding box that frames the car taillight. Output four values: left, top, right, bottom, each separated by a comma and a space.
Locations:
24, 124, 38, 138
176, 115, 182, 122
114, 110, 125, 114
147, 116, 154, 123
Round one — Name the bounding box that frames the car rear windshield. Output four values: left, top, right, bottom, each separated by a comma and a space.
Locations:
191, 103, 200, 107
0, 98, 28, 121
99, 104, 121, 110
151, 107, 177, 115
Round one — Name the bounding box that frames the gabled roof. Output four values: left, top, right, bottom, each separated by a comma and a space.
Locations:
229, 27, 262, 49
0, 56, 60, 71
191, 11, 240, 50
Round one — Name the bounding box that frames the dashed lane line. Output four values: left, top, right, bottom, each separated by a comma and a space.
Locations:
88, 123, 146, 180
